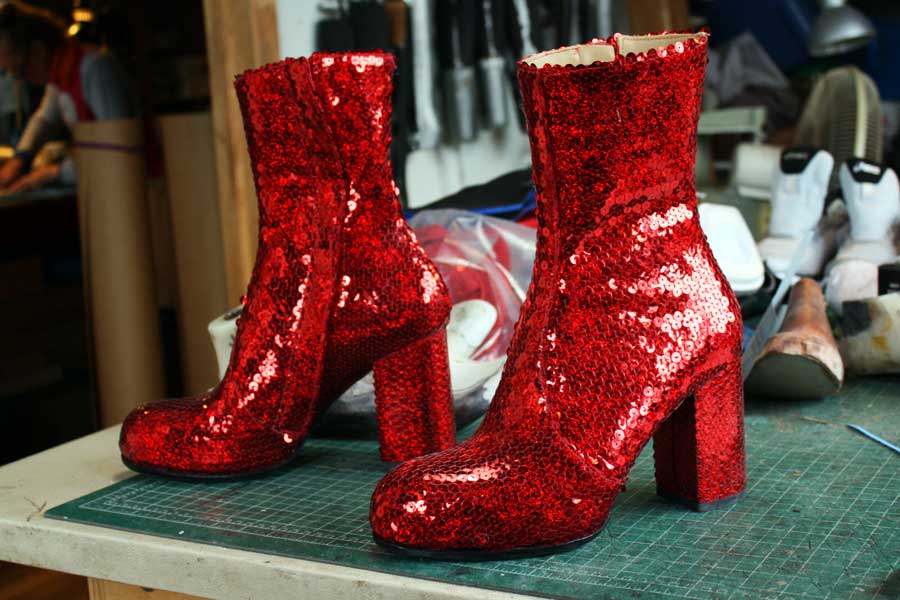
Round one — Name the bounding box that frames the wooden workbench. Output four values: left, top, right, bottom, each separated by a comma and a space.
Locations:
0, 426, 532, 600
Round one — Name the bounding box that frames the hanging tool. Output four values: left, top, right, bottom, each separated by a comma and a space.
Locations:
409, 0, 442, 149
510, 0, 537, 56
504, 0, 536, 130
349, 1, 391, 50
479, 0, 508, 129
316, 0, 354, 52
438, 0, 480, 142
587, 0, 629, 39
385, 0, 413, 204
559, 0, 582, 46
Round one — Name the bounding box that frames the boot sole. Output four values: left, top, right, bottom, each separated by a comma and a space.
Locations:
372, 527, 603, 561
121, 440, 403, 481
373, 487, 747, 560
120, 448, 305, 482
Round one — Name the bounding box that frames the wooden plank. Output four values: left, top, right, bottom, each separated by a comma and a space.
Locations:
201, 0, 280, 301
159, 113, 230, 393
0, 562, 87, 600
627, 0, 689, 35
88, 579, 206, 600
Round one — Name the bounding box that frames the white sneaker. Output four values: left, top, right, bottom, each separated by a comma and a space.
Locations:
825, 160, 900, 311
757, 147, 835, 278
839, 159, 900, 250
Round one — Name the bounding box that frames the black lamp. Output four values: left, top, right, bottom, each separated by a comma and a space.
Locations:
808, 0, 876, 57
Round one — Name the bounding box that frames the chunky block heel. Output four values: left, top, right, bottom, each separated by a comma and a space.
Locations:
653, 357, 747, 511
373, 328, 456, 463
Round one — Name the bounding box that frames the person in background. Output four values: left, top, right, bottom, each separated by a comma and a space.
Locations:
0, 57, 43, 147
0, 2, 135, 193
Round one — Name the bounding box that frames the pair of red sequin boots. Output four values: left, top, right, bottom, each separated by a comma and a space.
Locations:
120, 52, 456, 476
121, 30, 746, 560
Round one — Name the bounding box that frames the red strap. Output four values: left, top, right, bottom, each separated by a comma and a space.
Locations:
48, 40, 95, 122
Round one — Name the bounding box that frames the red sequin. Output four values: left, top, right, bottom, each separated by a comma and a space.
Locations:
370, 32, 746, 556
119, 52, 455, 477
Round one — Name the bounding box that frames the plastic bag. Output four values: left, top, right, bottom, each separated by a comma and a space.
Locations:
408, 208, 536, 360
209, 208, 537, 436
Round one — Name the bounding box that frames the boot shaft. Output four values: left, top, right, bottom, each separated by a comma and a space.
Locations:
489, 32, 743, 477
517, 33, 708, 262
234, 59, 343, 231
222, 60, 343, 432
310, 52, 395, 215
308, 52, 452, 405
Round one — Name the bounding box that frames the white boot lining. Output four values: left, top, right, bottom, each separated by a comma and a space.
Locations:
523, 32, 705, 68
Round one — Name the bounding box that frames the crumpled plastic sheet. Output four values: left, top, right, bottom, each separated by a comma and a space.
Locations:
409, 208, 537, 360
316, 208, 537, 435
209, 208, 538, 436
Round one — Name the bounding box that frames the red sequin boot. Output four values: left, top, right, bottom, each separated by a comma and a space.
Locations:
119, 52, 454, 478
370, 31, 746, 559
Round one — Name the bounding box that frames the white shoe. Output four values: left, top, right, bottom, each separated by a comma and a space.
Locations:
838, 159, 900, 252
757, 147, 835, 278
209, 299, 505, 400
824, 259, 880, 313
825, 160, 900, 311
697, 203, 764, 296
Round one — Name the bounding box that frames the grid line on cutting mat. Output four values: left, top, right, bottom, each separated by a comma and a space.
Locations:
48, 377, 900, 600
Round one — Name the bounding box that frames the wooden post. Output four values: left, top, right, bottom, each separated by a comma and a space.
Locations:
627, 0, 689, 35
201, 0, 280, 301
159, 113, 231, 393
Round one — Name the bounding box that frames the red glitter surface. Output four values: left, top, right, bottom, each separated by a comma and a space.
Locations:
371, 32, 746, 556
310, 53, 455, 462
119, 52, 455, 477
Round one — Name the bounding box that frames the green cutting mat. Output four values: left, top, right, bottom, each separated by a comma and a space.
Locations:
47, 377, 900, 600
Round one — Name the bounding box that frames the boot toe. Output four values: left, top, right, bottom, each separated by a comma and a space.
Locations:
370, 434, 618, 554
119, 397, 295, 477
119, 398, 206, 474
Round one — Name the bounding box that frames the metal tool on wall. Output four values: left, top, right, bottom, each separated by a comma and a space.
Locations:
438, 0, 479, 142
314, 1, 392, 54
410, 0, 442, 149
479, 0, 507, 129
386, 0, 413, 197
587, 0, 630, 39
528, 0, 562, 50
349, 1, 392, 48
504, 0, 536, 130
559, 0, 582, 46
315, 0, 354, 51
510, 0, 537, 57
